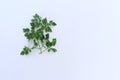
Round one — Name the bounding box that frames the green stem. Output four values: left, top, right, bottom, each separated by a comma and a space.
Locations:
36, 40, 42, 53
41, 48, 49, 53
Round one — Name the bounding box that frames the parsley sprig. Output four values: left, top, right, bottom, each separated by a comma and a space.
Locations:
20, 14, 57, 55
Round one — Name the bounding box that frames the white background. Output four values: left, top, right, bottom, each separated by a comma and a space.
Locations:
0, 0, 120, 80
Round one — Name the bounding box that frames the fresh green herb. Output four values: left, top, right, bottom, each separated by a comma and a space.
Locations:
20, 14, 57, 55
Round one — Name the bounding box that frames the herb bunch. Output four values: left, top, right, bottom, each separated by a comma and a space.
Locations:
20, 14, 57, 55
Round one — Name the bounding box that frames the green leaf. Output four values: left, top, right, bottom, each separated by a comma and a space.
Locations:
40, 26, 46, 30
45, 34, 49, 39
45, 27, 52, 32
20, 51, 25, 55
33, 14, 40, 19
34, 33, 39, 40
49, 21, 57, 26
48, 48, 57, 52
20, 46, 31, 55
30, 22, 35, 27
52, 38, 56, 46
37, 29, 43, 33
33, 39, 38, 46
31, 15, 40, 27
25, 33, 34, 40
23, 28, 30, 33
24, 33, 29, 37
42, 18, 47, 25
39, 34, 45, 42
46, 40, 52, 47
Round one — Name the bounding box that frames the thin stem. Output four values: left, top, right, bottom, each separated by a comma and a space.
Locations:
37, 40, 41, 49
41, 48, 49, 53
36, 40, 42, 53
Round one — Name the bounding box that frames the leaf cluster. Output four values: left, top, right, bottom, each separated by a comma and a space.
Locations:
20, 14, 57, 55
